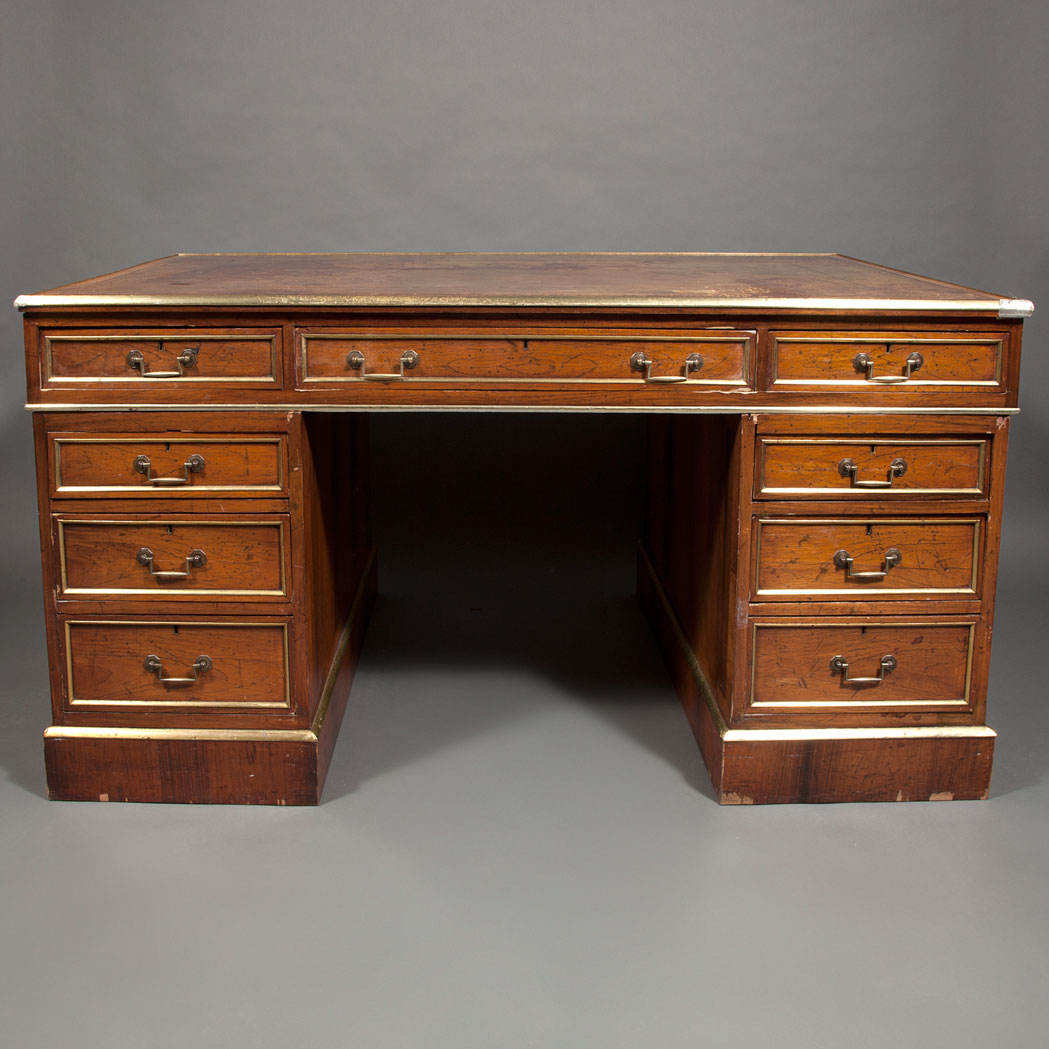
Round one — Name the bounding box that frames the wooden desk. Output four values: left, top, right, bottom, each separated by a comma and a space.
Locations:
17, 253, 1033, 804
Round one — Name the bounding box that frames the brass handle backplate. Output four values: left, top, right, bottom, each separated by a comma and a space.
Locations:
133, 453, 206, 486
347, 349, 419, 381
832, 547, 902, 582
630, 351, 703, 383
838, 457, 908, 489
853, 350, 923, 384
136, 547, 207, 581
830, 653, 896, 686
143, 653, 213, 686
126, 345, 199, 378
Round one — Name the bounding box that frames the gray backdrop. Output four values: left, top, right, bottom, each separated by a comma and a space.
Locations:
2, 2, 1047, 1047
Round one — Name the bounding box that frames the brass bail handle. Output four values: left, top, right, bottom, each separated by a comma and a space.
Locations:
143, 653, 213, 686
630, 351, 703, 383
853, 349, 923, 384
832, 547, 902, 582
347, 348, 420, 381
830, 654, 897, 686
838, 457, 908, 489
126, 345, 199, 378
136, 547, 207, 581
133, 453, 206, 486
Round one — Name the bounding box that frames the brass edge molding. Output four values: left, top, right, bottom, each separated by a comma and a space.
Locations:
311, 546, 377, 736
639, 546, 992, 742
44, 726, 318, 743
998, 298, 1035, 318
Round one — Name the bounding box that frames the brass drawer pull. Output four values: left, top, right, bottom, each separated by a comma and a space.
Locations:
853, 350, 923, 383
832, 547, 902, 581
132, 453, 206, 486
135, 547, 207, 581
347, 348, 419, 381
143, 653, 213, 686
838, 457, 907, 488
630, 351, 703, 383
126, 345, 199, 378
830, 653, 896, 685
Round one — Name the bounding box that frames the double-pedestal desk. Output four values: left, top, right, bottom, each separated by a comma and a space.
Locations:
16, 253, 1032, 804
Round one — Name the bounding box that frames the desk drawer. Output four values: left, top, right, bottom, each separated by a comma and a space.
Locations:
56, 515, 289, 600
756, 438, 988, 498
299, 331, 753, 387
749, 620, 975, 713
50, 434, 287, 496
62, 619, 291, 711
768, 330, 1005, 396
753, 518, 981, 599
41, 330, 281, 388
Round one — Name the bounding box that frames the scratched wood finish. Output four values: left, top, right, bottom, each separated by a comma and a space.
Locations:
63, 619, 290, 710
769, 330, 1005, 391
56, 516, 288, 598
757, 438, 988, 497
753, 518, 981, 598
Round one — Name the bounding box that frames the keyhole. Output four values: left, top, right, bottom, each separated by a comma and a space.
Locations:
172, 625, 179, 635
861, 626, 867, 636
866, 523, 873, 536
166, 524, 174, 535
164, 442, 171, 452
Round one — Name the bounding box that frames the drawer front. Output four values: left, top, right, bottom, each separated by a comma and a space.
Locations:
750, 621, 974, 712
56, 516, 288, 599
769, 331, 1005, 395
753, 518, 981, 598
51, 435, 286, 496
299, 331, 753, 387
42, 330, 281, 388
63, 620, 290, 710
757, 438, 988, 497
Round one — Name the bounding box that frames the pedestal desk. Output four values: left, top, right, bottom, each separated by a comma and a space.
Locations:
16, 253, 1033, 804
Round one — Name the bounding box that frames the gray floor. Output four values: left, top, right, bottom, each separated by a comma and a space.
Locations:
2, 415, 1047, 1049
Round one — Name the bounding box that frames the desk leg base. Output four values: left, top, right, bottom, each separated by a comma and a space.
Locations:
637, 546, 995, 804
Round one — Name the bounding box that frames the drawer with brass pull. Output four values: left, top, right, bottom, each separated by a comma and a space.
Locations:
39, 329, 282, 389
767, 330, 1006, 397
747, 619, 977, 715
61, 619, 291, 711
54, 515, 290, 600
756, 437, 988, 498
49, 434, 287, 497
752, 518, 981, 599
298, 330, 753, 388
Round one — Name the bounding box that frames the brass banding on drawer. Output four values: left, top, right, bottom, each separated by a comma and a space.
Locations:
768, 331, 1005, 394
41, 330, 281, 387
299, 331, 754, 387
56, 516, 289, 599
756, 438, 988, 497
749, 621, 975, 712
63, 620, 291, 710
753, 518, 981, 598
50, 435, 286, 496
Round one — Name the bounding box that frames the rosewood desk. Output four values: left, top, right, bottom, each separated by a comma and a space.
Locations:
16, 253, 1033, 804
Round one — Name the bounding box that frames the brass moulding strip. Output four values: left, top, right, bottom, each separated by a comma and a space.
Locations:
748, 621, 976, 709
63, 620, 292, 710
52, 436, 285, 494
55, 517, 289, 599
758, 437, 989, 496
44, 725, 318, 743
42, 333, 280, 385
638, 545, 992, 741
769, 336, 1005, 388
299, 332, 753, 387
752, 517, 981, 597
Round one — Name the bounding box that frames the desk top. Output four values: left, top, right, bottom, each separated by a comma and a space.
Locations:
14, 252, 1033, 316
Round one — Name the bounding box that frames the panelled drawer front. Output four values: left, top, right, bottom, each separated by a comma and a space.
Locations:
63, 620, 291, 710
50, 435, 287, 496
757, 438, 988, 497
42, 330, 281, 388
768, 331, 1005, 395
749, 621, 975, 712
299, 331, 753, 387
56, 516, 289, 600
753, 518, 981, 599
